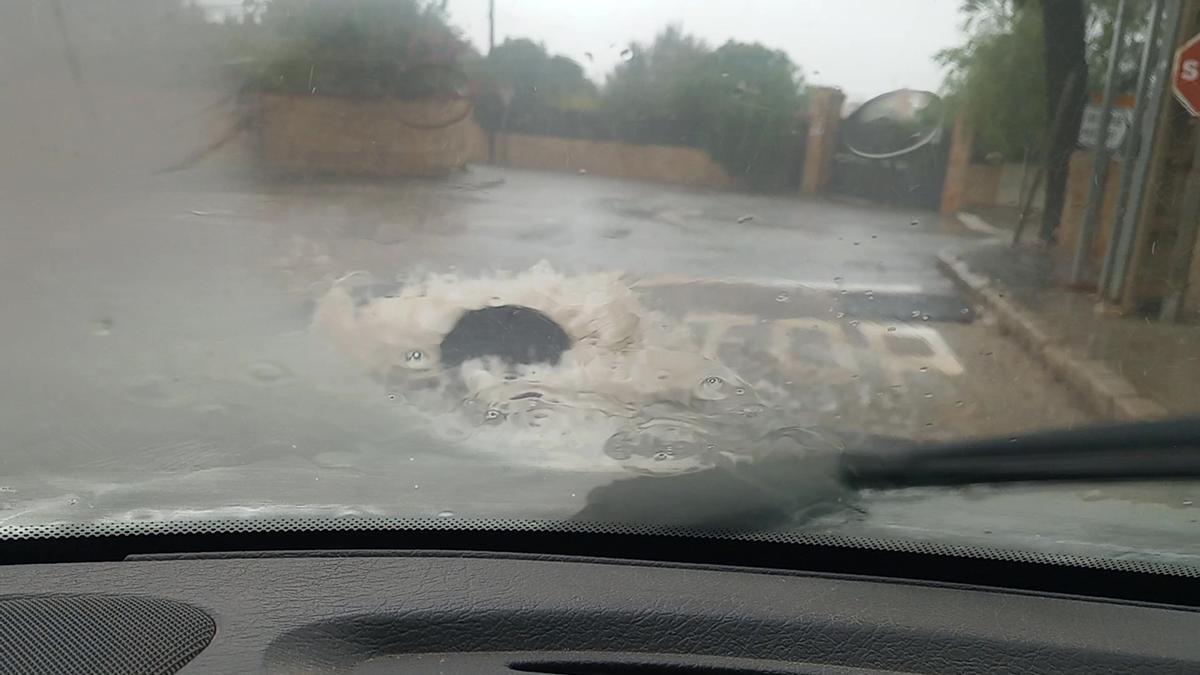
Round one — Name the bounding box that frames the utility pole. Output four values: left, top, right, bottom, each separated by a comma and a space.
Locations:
487, 0, 497, 163
488, 0, 495, 55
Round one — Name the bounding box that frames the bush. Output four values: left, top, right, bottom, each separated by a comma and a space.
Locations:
237, 0, 467, 99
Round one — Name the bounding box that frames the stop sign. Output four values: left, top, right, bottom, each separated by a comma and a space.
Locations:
1174, 33, 1200, 116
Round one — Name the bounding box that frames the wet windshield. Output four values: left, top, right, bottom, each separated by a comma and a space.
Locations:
2, 0, 1199, 565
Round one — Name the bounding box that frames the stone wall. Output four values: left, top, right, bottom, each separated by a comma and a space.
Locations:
950, 161, 1043, 212
940, 115, 1043, 215
1055, 150, 1121, 268
473, 127, 732, 189
259, 94, 476, 177
258, 94, 732, 188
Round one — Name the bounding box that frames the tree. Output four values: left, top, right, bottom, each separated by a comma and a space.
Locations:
1039, 0, 1088, 242
699, 42, 807, 190
602, 26, 806, 190
937, 0, 1157, 241
601, 26, 713, 146
936, 5, 1046, 161
240, 0, 466, 98
469, 38, 598, 139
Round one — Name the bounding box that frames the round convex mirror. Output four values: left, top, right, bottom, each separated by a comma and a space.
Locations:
842, 88, 945, 159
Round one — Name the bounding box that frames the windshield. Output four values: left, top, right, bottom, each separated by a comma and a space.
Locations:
2, 0, 1198, 567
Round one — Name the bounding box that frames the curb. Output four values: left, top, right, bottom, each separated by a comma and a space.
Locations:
936, 249, 1169, 422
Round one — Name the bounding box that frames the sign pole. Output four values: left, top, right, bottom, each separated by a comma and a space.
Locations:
1159, 16, 1200, 320
1104, 0, 1185, 305
1070, 0, 1127, 286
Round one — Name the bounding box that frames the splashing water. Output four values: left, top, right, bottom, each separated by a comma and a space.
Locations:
312, 263, 769, 475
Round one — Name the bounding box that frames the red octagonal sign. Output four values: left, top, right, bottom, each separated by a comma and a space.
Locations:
1174, 33, 1200, 117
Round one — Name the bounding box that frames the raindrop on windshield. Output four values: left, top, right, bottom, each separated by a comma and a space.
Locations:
620, 47, 633, 61
437, 510, 455, 518
776, 291, 790, 302
918, 366, 929, 373
249, 361, 287, 383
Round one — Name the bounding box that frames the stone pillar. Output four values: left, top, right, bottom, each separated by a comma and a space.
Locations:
801, 86, 846, 195
1054, 150, 1120, 266
939, 114, 973, 215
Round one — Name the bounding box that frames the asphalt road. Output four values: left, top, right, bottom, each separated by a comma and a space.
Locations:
2, 166, 1197, 565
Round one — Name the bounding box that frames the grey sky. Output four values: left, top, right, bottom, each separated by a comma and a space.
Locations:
200, 0, 967, 103
445, 0, 965, 102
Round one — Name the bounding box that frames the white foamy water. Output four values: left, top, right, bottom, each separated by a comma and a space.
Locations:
313, 262, 767, 474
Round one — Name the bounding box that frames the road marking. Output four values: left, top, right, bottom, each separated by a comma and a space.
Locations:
682, 311, 964, 380
956, 211, 1007, 238
858, 322, 965, 379
686, 312, 759, 359
636, 275, 926, 295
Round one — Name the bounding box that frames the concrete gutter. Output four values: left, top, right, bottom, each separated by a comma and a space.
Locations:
937, 248, 1169, 422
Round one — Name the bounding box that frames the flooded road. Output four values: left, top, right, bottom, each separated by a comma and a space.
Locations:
4, 166, 1197, 565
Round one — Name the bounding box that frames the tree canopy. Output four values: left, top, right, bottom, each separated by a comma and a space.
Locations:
470, 38, 598, 136
241, 0, 466, 98
602, 26, 807, 190
937, 0, 1150, 161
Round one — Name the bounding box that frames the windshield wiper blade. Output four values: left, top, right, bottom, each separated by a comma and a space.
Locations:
840, 417, 1200, 489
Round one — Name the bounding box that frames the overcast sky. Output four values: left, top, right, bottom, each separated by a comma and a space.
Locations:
201, 0, 967, 103
445, 0, 965, 102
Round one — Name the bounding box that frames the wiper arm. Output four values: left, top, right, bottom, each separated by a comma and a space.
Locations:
841, 417, 1200, 489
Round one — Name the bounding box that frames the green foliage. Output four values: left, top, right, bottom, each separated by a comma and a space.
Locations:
938, 0, 1152, 161
481, 39, 596, 109
601, 26, 713, 146
238, 0, 466, 98
936, 2, 1046, 160
471, 38, 599, 136
1085, 0, 1151, 93
602, 27, 806, 190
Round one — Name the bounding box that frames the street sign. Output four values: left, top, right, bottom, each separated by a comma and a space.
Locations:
1078, 104, 1134, 154
1173, 33, 1200, 117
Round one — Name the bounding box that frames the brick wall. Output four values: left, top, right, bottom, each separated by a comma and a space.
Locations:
259, 94, 476, 177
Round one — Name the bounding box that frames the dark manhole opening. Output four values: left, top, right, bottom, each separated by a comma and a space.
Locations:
440, 305, 571, 368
